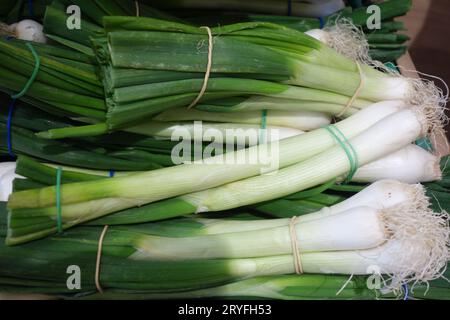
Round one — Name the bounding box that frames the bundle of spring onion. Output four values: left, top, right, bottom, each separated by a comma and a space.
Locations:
0, 37, 105, 120
1, 178, 448, 297
6, 96, 447, 244
38, 14, 424, 140
4, 137, 443, 225
176, 0, 412, 62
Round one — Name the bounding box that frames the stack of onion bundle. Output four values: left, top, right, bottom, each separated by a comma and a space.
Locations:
0, 179, 448, 297
6, 97, 446, 244
4, 137, 443, 225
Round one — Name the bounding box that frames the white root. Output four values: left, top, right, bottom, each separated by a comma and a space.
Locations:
373, 199, 449, 289
356, 185, 449, 288
322, 17, 370, 63
316, 18, 448, 138
302, 200, 449, 289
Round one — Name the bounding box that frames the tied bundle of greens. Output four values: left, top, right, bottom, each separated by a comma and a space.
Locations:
6, 98, 446, 244
0, 37, 104, 120
40, 14, 416, 139
6, 141, 442, 225
0, 178, 448, 298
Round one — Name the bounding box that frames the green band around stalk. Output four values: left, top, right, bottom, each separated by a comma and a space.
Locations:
11, 42, 41, 99
259, 109, 268, 144
323, 125, 359, 183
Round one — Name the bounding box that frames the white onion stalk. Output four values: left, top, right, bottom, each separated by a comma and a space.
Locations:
153, 108, 331, 131
126, 120, 304, 146
305, 19, 447, 117
8, 100, 404, 211
305, 29, 331, 44
10, 102, 434, 244
182, 106, 440, 213
189, 180, 430, 233
130, 200, 450, 288
152, 236, 446, 290
0, 162, 23, 201
130, 205, 419, 259
0, 20, 47, 43
352, 144, 441, 184
131, 185, 446, 260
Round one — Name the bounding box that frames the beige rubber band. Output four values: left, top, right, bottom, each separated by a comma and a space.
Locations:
135, 1, 140, 17
95, 225, 109, 294
337, 61, 365, 118
187, 26, 213, 109
289, 216, 303, 274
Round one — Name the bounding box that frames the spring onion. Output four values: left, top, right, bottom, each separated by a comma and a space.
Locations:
7, 101, 441, 244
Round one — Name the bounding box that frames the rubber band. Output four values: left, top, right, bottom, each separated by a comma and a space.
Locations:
289, 216, 303, 274
28, 0, 34, 17
187, 26, 213, 109
11, 42, 40, 100
135, 1, 140, 17
384, 61, 397, 72
259, 109, 268, 144
402, 283, 409, 300
318, 17, 325, 29
323, 125, 359, 183
6, 99, 16, 157
336, 61, 364, 118
415, 137, 433, 152
56, 167, 63, 234
109, 169, 115, 178
95, 225, 109, 294
287, 0, 292, 16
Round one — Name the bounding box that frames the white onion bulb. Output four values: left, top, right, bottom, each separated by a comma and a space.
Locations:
10, 19, 47, 43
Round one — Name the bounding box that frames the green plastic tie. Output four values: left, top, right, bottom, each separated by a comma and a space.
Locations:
11, 42, 40, 99
56, 167, 63, 234
323, 125, 359, 183
259, 109, 268, 144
